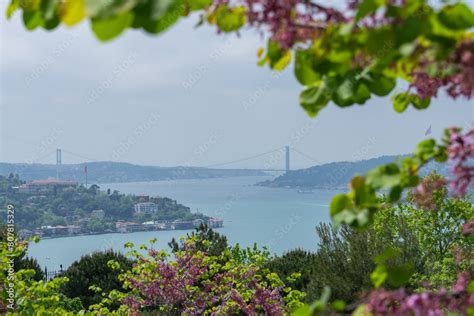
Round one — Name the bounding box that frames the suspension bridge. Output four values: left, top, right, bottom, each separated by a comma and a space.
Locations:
20, 146, 321, 173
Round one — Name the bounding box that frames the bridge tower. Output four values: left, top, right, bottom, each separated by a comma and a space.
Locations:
56, 149, 62, 179
285, 146, 290, 173
56, 149, 62, 165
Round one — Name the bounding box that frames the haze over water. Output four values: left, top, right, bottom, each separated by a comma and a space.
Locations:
29, 176, 339, 270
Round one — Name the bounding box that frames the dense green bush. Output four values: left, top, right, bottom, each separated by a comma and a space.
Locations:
266, 249, 316, 301
60, 250, 133, 308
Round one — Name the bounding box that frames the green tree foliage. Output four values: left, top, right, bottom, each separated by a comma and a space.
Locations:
266, 249, 316, 302
0, 237, 76, 315
307, 222, 422, 304
373, 173, 474, 289
266, 220, 423, 306
307, 224, 376, 304
59, 250, 133, 309
0, 225, 44, 281
168, 223, 228, 257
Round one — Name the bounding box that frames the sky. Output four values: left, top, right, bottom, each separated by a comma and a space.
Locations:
1, 5, 473, 170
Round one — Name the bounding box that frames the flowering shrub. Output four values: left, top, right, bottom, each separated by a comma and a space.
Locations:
447, 127, 474, 196
365, 272, 474, 316
90, 238, 305, 315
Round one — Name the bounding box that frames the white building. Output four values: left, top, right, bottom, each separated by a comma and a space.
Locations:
134, 202, 158, 215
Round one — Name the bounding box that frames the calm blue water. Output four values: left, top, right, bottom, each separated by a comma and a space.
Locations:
28, 176, 341, 270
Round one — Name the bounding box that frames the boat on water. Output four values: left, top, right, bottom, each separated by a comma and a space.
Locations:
297, 189, 313, 194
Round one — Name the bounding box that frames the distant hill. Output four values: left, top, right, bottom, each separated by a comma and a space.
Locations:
258, 155, 448, 189
0, 161, 266, 184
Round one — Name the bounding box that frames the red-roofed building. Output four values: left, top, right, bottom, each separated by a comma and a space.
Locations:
19, 179, 78, 194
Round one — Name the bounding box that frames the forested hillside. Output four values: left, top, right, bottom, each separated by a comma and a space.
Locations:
259, 155, 448, 189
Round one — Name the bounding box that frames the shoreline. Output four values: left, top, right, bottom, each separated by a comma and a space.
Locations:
33, 225, 223, 241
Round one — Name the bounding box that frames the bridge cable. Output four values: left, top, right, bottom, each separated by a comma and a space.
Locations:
291, 147, 321, 164
202, 147, 286, 168
61, 149, 100, 162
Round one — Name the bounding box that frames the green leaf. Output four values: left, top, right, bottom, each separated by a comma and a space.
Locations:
273, 50, 292, 71
86, 0, 139, 19
124, 242, 134, 248
389, 185, 402, 202
395, 15, 426, 44
23, 10, 43, 30
434, 145, 448, 163
393, 92, 410, 113
292, 305, 313, 316
148, 0, 178, 21
19, 0, 41, 11
216, 5, 245, 32
92, 11, 134, 42
366, 163, 401, 189
331, 300, 346, 312
330, 75, 357, 107
335, 77, 354, 103
263, 40, 292, 71
43, 15, 60, 30
387, 264, 415, 287
135, 0, 185, 34
438, 3, 474, 30
371, 264, 388, 288
6, 0, 19, 19
415, 138, 437, 162
327, 50, 352, 64
294, 49, 319, 85
353, 82, 371, 104
365, 75, 396, 96
410, 95, 430, 109
189, 0, 212, 11
356, 0, 384, 21
367, 27, 396, 56
40, 0, 59, 20
299, 83, 330, 117
330, 194, 352, 217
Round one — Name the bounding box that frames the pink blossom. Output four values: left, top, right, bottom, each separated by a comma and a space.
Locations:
446, 127, 474, 196
365, 273, 474, 315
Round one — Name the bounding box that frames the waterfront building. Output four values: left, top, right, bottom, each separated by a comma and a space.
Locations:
116, 221, 148, 233
18, 179, 78, 194
193, 219, 206, 227
41, 225, 81, 236
134, 202, 158, 215
207, 218, 224, 228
